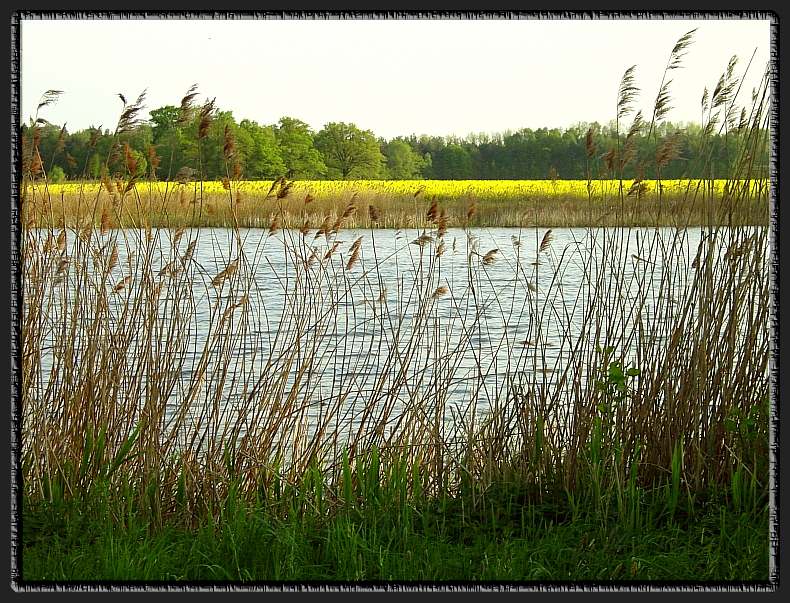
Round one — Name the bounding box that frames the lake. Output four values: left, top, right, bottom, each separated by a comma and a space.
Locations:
26, 224, 765, 449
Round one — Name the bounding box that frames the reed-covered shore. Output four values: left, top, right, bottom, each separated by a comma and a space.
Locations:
17, 38, 773, 583
23, 177, 768, 230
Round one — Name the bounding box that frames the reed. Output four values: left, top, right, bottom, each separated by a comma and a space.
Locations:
24, 177, 767, 231
18, 37, 770, 581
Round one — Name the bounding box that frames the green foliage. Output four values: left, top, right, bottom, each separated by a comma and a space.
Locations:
429, 143, 474, 179
667, 437, 684, 519
86, 153, 102, 179
21, 483, 768, 582
24, 101, 769, 182
238, 119, 286, 178
48, 164, 66, 183
275, 117, 326, 179
590, 348, 641, 461
724, 398, 769, 453
342, 448, 354, 508
383, 139, 425, 179
197, 110, 240, 177
723, 397, 769, 516
149, 105, 194, 179
314, 121, 386, 179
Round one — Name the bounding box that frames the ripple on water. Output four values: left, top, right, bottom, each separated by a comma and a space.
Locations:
32, 226, 735, 429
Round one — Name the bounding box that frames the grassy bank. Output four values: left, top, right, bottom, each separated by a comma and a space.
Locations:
17, 42, 772, 586
22, 478, 768, 582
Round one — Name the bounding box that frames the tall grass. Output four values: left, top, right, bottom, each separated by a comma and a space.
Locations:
19, 38, 770, 562
23, 177, 767, 230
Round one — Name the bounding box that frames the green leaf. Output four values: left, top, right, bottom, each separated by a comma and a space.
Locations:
176, 469, 185, 508
608, 362, 624, 381
79, 429, 94, 480
342, 448, 353, 506
107, 421, 144, 477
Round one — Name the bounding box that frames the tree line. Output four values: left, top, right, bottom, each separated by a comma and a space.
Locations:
24, 98, 768, 183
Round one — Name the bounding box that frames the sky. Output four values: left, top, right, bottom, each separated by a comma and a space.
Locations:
19, 16, 772, 140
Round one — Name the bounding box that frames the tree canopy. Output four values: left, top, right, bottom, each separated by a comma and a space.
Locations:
275, 117, 327, 179
314, 122, 386, 179
23, 100, 769, 182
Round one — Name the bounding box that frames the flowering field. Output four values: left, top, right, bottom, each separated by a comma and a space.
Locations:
35, 178, 753, 198
23, 178, 767, 229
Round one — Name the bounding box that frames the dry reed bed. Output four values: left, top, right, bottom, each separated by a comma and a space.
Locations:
20, 202, 769, 521
19, 37, 771, 523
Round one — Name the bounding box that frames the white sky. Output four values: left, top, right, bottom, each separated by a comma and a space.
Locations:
20, 16, 772, 139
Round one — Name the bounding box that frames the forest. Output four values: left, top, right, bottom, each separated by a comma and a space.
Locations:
23, 95, 769, 183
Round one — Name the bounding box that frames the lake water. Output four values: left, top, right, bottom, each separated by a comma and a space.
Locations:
27, 225, 765, 446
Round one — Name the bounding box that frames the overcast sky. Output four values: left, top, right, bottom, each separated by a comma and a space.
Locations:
19, 16, 772, 139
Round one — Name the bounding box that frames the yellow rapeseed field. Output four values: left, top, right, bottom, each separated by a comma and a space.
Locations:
23, 178, 767, 229
37, 178, 744, 199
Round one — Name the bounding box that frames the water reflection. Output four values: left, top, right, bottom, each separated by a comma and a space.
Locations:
28, 225, 766, 442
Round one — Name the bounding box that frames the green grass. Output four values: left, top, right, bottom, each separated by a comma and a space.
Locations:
21, 482, 769, 583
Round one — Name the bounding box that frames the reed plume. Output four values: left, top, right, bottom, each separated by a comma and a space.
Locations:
412, 233, 433, 248
323, 241, 341, 261
617, 65, 639, 121
431, 285, 449, 299
112, 275, 132, 293
656, 132, 683, 168
276, 179, 294, 200
198, 98, 216, 140
267, 176, 286, 198
585, 126, 597, 158
315, 216, 333, 238
437, 208, 448, 238
177, 84, 200, 126
427, 197, 439, 223
182, 240, 197, 263
212, 259, 239, 288
173, 227, 186, 247
115, 90, 147, 135
481, 248, 499, 266
268, 215, 281, 236
100, 209, 111, 235
538, 229, 553, 254
346, 237, 363, 270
